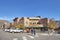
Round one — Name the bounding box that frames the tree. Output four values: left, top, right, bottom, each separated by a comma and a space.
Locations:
15, 24, 24, 29
49, 19, 56, 29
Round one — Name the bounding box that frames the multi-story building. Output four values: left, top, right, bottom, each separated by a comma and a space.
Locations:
40, 18, 56, 29
41, 18, 49, 27
13, 16, 56, 29
13, 17, 20, 28
28, 16, 43, 27
13, 17, 20, 24
20, 16, 43, 28
19, 17, 29, 28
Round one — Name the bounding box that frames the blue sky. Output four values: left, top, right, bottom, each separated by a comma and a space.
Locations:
0, 0, 60, 22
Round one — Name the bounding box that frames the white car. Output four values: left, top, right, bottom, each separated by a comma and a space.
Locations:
9, 29, 23, 33
4, 29, 10, 32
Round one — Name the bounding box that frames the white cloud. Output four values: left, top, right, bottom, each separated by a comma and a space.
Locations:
0, 17, 14, 22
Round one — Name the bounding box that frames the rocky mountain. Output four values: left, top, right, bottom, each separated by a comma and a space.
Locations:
0, 20, 10, 28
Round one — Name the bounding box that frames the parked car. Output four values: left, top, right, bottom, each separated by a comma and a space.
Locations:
4, 29, 10, 32
9, 29, 23, 33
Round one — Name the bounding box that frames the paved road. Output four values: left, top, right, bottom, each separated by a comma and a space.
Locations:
0, 29, 60, 40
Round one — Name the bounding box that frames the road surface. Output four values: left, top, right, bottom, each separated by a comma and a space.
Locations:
0, 29, 60, 40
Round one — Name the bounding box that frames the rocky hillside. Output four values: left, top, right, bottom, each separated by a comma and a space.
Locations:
0, 20, 10, 28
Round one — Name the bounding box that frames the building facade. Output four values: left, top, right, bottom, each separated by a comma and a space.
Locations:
12, 16, 56, 29
19, 16, 43, 28
41, 18, 49, 27
13, 17, 20, 28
